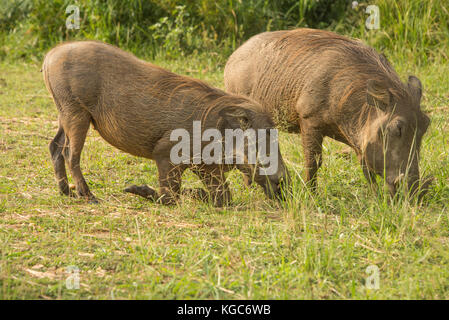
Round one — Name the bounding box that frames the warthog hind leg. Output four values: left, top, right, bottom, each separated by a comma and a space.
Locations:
59, 108, 97, 203
49, 125, 75, 197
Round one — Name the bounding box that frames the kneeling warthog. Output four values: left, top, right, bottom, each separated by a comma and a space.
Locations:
225, 28, 431, 198
43, 41, 288, 206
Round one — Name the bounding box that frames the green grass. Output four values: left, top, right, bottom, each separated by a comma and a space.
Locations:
0, 53, 448, 299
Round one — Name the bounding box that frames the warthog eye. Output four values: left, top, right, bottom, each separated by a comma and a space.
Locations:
387, 120, 403, 138
394, 121, 403, 138
396, 124, 402, 137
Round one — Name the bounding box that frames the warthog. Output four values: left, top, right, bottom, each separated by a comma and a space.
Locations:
225, 28, 431, 197
43, 41, 288, 206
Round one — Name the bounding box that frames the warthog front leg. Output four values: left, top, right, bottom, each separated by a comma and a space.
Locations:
157, 163, 186, 205
124, 184, 159, 200
56, 108, 97, 203
301, 125, 323, 191
191, 166, 231, 207
125, 162, 185, 205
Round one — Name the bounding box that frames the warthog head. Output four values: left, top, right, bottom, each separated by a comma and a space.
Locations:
362, 76, 431, 197
219, 105, 290, 200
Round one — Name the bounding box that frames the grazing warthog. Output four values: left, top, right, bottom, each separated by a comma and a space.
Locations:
43, 41, 288, 206
225, 28, 431, 198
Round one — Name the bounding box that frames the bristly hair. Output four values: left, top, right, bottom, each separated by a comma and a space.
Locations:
275, 28, 407, 100
145, 67, 267, 128
261, 28, 411, 149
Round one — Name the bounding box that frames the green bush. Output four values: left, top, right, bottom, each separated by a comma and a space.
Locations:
0, 0, 350, 60
348, 0, 449, 65
0, 0, 447, 65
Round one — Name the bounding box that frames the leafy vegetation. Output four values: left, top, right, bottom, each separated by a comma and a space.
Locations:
1, 0, 448, 64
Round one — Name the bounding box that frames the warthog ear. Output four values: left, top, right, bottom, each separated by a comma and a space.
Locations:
366, 79, 391, 111
219, 106, 254, 130
408, 75, 423, 105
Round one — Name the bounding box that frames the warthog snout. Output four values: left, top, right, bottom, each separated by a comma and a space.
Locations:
253, 163, 291, 201
387, 172, 433, 200
386, 173, 416, 198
